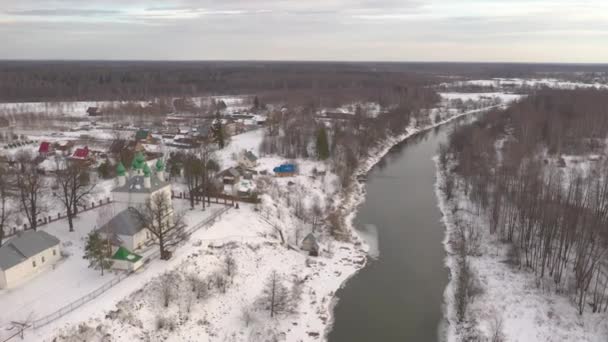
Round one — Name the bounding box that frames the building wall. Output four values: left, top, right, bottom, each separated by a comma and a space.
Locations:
0, 270, 6, 288
118, 229, 151, 251
112, 186, 172, 208
0, 245, 61, 289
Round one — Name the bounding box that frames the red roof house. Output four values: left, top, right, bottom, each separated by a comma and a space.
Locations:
38, 142, 53, 156
71, 146, 90, 161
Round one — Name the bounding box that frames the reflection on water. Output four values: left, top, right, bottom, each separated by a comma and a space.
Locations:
358, 224, 380, 259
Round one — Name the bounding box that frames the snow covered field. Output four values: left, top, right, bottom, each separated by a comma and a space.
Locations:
450, 78, 608, 90
439, 92, 523, 103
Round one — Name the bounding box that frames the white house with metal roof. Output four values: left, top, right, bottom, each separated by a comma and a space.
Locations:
0, 230, 61, 289
97, 208, 151, 251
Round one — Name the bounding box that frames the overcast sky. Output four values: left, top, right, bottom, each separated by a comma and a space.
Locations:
1, 0, 607, 62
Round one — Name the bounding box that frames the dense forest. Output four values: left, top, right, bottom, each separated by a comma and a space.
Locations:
1, 61, 607, 103
440, 88, 608, 317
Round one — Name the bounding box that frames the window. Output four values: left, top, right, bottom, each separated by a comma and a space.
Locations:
32, 260, 36, 267
53, 249, 57, 256
42, 256, 45, 263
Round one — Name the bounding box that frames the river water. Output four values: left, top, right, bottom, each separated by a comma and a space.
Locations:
329, 117, 476, 342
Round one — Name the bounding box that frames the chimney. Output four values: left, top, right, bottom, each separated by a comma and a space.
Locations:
118, 175, 126, 186
157, 170, 165, 182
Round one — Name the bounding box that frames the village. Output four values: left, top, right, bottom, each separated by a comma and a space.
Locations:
0, 95, 351, 341
0, 89, 525, 341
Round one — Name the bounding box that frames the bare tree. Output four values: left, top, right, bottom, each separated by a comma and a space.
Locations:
131, 192, 186, 260
258, 270, 291, 318
15, 154, 45, 230
0, 168, 15, 246
54, 158, 96, 232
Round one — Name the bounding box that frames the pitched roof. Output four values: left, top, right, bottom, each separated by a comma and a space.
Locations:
98, 208, 146, 236
112, 246, 142, 262
0, 231, 60, 270
39, 141, 51, 153
243, 150, 258, 162
72, 146, 89, 159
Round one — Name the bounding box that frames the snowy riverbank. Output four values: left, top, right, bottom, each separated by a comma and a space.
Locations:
435, 162, 608, 341
323, 105, 503, 339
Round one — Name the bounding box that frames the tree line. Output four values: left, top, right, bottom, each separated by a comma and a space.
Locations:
441, 88, 608, 315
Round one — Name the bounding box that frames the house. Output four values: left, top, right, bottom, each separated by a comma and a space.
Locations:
87, 107, 101, 116
135, 129, 153, 143
217, 167, 241, 185
70, 146, 92, 163
0, 231, 61, 288
38, 141, 53, 158
238, 150, 258, 169
97, 208, 151, 251
273, 164, 297, 177
301, 233, 319, 256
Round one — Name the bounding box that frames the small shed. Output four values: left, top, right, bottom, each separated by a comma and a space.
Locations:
301, 233, 319, 257
111, 246, 143, 271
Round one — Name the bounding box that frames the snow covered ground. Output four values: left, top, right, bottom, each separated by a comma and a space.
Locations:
435, 162, 608, 342
450, 78, 608, 90
1, 96, 511, 341
0, 201, 226, 341
439, 92, 523, 103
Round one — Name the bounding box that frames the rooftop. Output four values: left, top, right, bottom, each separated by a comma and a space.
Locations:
98, 208, 145, 237
0, 231, 60, 270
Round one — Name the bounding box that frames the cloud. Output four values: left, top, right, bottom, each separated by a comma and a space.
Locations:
6, 8, 121, 17
0, 0, 607, 62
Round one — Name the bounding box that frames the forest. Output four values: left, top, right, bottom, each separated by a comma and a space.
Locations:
440, 88, 608, 317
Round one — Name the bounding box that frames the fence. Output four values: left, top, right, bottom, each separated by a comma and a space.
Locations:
3, 197, 113, 240
26, 203, 232, 331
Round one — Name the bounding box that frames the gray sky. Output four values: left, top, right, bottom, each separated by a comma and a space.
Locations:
1, 0, 607, 62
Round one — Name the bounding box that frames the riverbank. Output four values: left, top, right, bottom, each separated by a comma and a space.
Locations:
325, 105, 503, 340
435, 161, 608, 341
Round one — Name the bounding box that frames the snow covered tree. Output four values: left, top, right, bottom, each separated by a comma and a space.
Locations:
83, 231, 113, 276
211, 111, 225, 149
259, 270, 291, 318
316, 126, 329, 160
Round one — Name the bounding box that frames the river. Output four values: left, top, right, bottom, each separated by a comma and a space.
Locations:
329, 116, 477, 342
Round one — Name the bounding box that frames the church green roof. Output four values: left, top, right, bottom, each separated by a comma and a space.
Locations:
112, 246, 142, 263
116, 162, 126, 176
155, 158, 165, 172
131, 152, 146, 170
143, 163, 151, 177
